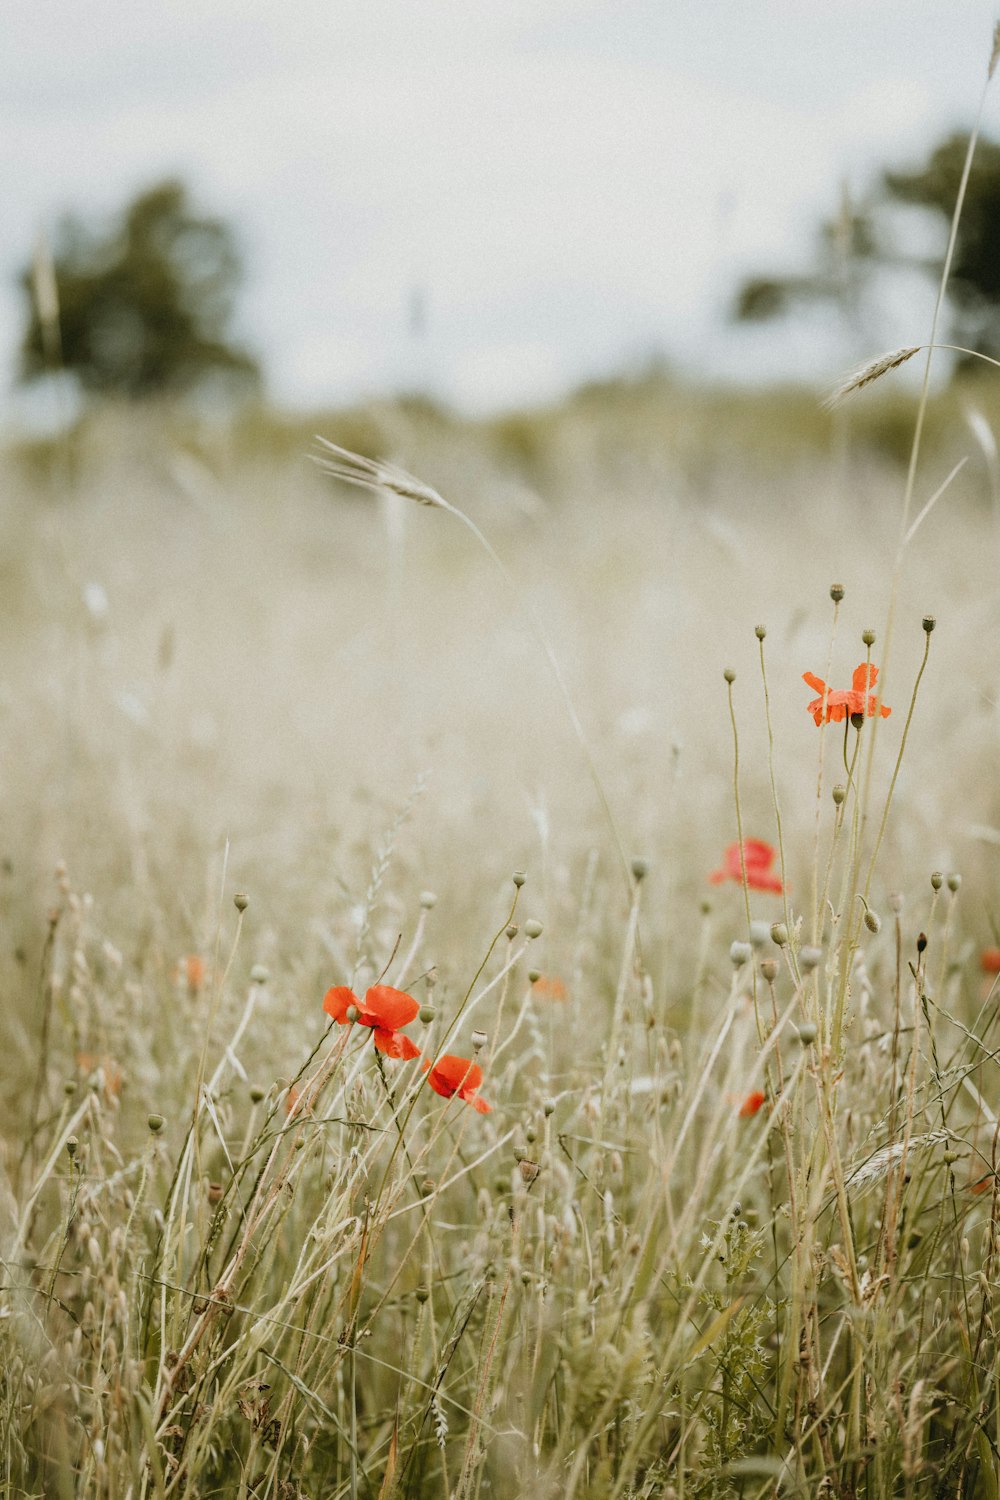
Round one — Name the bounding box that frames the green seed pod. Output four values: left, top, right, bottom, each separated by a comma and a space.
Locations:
234, 892, 249, 912
832, 784, 847, 806
770, 922, 789, 947
524, 919, 543, 939
147, 1114, 165, 1133
512, 871, 527, 888
830, 583, 845, 603
862, 629, 876, 646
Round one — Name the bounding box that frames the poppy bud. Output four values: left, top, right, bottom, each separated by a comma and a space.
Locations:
512, 870, 527, 888
519, 1160, 541, 1184
754, 624, 766, 640
832, 784, 847, 806
147, 1113, 164, 1133
830, 583, 845, 603
917, 932, 928, 954
524, 920, 543, 939
415, 1285, 430, 1303
723, 668, 736, 684
630, 857, 649, 882
512, 1144, 526, 1162
505, 924, 518, 940
419, 890, 437, 909
250, 964, 269, 984
543, 1098, 556, 1117
948, 872, 962, 892
234, 892, 249, 912
345, 1004, 361, 1022
471, 1029, 488, 1051
525, 1123, 537, 1143
797, 1023, 818, 1045
931, 871, 943, 890
862, 629, 876, 646
922, 615, 936, 634
749, 920, 770, 949
770, 922, 789, 947
850, 712, 864, 730
66, 1136, 78, 1159
799, 946, 822, 971
760, 959, 779, 982
249, 1085, 265, 1103
528, 968, 541, 984
63, 1079, 76, 1095
730, 940, 752, 967
864, 909, 881, 934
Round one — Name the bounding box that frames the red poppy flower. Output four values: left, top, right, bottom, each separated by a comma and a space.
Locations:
738, 1089, 766, 1118
423, 1054, 492, 1113
803, 663, 892, 726
708, 840, 783, 893
981, 948, 1000, 974
531, 974, 568, 1001
323, 983, 422, 1059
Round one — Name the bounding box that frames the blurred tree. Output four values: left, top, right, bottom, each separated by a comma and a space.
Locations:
732, 132, 1000, 369
19, 178, 260, 400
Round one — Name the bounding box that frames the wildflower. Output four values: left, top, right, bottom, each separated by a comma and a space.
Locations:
708, 840, 783, 894
803, 663, 891, 726
423, 1054, 492, 1113
76, 1052, 123, 1099
738, 1090, 766, 1118
531, 974, 568, 1001
323, 984, 421, 1059
183, 954, 205, 994
981, 948, 1000, 974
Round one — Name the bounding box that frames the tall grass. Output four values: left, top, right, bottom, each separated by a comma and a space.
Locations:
5, 39, 1000, 1497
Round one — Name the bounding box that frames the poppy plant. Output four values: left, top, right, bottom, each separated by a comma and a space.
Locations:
803, 663, 892, 726
981, 948, 1000, 974
423, 1053, 492, 1113
323, 983, 422, 1059
708, 840, 783, 894
738, 1089, 766, 1118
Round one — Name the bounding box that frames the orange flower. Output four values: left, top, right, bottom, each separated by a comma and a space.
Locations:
708, 840, 783, 894
323, 983, 422, 1059
738, 1089, 766, 1118
803, 663, 891, 726
423, 1054, 492, 1113
531, 974, 568, 1001
981, 948, 1000, 974
971, 1173, 995, 1195
184, 954, 205, 994
76, 1052, 123, 1099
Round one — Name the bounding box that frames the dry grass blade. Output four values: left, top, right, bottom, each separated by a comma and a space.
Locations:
824, 346, 922, 407
313, 437, 447, 508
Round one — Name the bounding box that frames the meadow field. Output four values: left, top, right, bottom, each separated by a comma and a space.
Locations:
3, 375, 1000, 1497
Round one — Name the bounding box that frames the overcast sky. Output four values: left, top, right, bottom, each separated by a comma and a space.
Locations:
3, 1, 999, 415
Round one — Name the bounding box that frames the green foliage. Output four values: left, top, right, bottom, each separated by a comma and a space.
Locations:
19, 178, 260, 401
732, 130, 1000, 369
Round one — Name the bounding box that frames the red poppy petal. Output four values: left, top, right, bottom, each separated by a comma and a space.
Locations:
708, 868, 727, 884
738, 1090, 766, 1118
373, 1028, 422, 1060
431, 1054, 483, 1093
324, 986, 359, 1023
364, 984, 420, 1030
750, 870, 784, 893
467, 1093, 492, 1114
803, 672, 827, 693
741, 839, 775, 868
